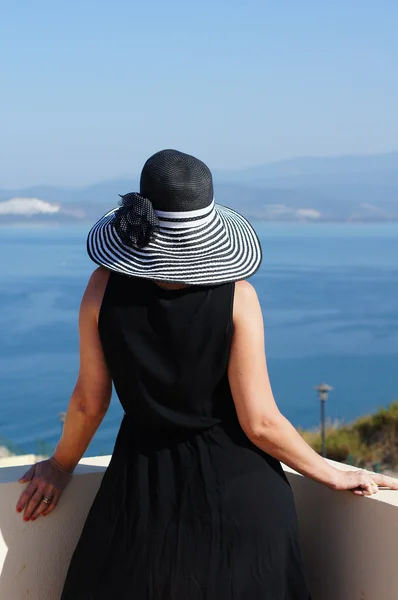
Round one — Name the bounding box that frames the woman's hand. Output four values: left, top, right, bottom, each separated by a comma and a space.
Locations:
333, 469, 398, 496
16, 457, 73, 521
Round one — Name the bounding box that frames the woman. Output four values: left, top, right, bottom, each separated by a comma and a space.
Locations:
16, 149, 398, 599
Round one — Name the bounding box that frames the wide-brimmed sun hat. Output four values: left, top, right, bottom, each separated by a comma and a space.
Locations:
87, 149, 262, 285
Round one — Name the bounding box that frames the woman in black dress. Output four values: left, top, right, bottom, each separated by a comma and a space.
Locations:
16, 150, 398, 599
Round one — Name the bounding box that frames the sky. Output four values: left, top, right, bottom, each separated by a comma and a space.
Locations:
1, 0, 397, 188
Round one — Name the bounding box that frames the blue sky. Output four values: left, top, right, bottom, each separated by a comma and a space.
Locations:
1, 0, 397, 187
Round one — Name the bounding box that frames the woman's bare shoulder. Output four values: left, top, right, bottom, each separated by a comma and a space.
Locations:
88, 266, 111, 289
235, 279, 257, 298
81, 267, 111, 314
234, 280, 259, 315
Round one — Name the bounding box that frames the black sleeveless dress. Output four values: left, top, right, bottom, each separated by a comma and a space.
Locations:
61, 274, 310, 600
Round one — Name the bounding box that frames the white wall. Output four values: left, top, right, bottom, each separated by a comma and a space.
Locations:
0, 458, 109, 600
287, 465, 398, 600
1, 457, 398, 600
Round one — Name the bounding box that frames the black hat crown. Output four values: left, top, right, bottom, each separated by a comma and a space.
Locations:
140, 149, 214, 212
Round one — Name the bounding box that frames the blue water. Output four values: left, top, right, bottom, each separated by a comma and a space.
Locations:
0, 222, 397, 456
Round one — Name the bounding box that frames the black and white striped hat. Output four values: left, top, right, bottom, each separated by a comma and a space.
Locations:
87, 149, 262, 285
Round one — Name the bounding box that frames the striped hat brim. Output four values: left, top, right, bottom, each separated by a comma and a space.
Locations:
87, 203, 262, 285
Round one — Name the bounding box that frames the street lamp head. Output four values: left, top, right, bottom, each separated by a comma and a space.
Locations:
315, 383, 333, 401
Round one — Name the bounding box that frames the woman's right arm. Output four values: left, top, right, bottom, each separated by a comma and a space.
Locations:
228, 281, 398, 495
16, 268, 112, 520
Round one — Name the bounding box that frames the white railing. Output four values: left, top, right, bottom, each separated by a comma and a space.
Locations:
1, 456, 398, 599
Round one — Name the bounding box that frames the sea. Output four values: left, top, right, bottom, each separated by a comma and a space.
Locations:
0, 222, 397, 457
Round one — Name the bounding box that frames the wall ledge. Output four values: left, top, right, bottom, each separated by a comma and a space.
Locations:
1, 455, 398, 599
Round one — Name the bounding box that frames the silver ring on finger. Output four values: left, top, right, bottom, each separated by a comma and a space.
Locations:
42, 496, 52, 505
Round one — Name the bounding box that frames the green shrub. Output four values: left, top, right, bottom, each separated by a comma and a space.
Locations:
299, 401, 398, 469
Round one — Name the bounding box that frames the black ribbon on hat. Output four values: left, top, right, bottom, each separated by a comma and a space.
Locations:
113, 193, 160, 249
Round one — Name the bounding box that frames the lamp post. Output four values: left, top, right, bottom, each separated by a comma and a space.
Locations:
315, 383, 333, 458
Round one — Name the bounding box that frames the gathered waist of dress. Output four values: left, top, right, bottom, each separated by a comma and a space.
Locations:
118, 411, 243, 451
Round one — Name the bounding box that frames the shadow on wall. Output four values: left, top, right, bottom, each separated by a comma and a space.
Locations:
0, 463, 106, 600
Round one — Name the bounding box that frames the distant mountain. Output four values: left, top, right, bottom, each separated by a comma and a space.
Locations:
215, 151, 398, 187
1, 152, 397, 223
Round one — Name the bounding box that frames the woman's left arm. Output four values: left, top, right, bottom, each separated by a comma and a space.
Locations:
16, 267, 111, 520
